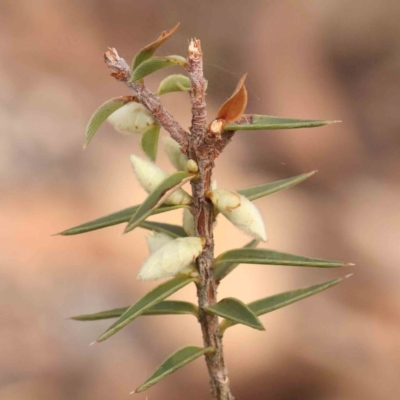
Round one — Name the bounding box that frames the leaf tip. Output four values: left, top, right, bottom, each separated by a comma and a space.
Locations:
89, 341, 98, 346
122, 225, 131, 235
344, 273, 354, 279
327, 120, 342, 124
129, 390, 136, 395
67, 316, 77, 320
345, 262, 355, 267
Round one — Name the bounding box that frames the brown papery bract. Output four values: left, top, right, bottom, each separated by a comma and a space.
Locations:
216, 74, 248, 123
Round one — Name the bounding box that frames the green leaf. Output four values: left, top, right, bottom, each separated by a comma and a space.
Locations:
139, 221, 187, 238
84, 96, 134, 149
134, 346, 214, 393
220, 275, 350, 332
124, 171, 194, 234
56, 204, 188, 236
214, 248, 350, 269
131, 56, 187, 82
214, 239, 259, 281
96, 277, 194, 342
132, 23, 180, 71
70, 300, 198, 321
157, 74, 191, 95
224, 114, 340, 131
204, 298, 264, 331
141, 125, 160, 161
140, 301, 198, 317
57, 172, 314, 237
238, 171, 316, 201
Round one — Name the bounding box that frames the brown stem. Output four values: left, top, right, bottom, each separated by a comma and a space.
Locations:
104, 48, 189, 153
187, 39, 234, 400
104, 42, 235, 400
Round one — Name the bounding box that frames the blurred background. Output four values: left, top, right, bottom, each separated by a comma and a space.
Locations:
1, 0, 400, 399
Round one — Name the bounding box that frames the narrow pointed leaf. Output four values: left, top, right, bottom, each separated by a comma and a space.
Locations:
238, 171, 316, 201
220, 276, 350, 332
132, 23, 180, 71
96, 277, 194, 342
204, 298, 264, 331
84, 96, 134, 148
139, 221, 187, 238
58, 172, 314, 237
157, 74, 191, 95
217, 74, 247, 123
135, 346, 214, 393
214, 248, 349, 268
141, 301, 198, 317
57, 203, 188, 236
131, 56, 187, 82
224, 114, 339, 131
124, 171, 194, 234
141, 125, 160, 161
214, 239, 259, 281
70, 300, 198, 321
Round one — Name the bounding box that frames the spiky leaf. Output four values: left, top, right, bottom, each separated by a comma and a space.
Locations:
70, 300, 198, 321
214, 248, 350, 268
238, 171, 316, 201
132, 23, 180, 71
124, 171, 194, 234
96, 277, 194, 342
57, 171, 313, 237
134, 346, 214, 393
157, 74, 191, 95
141, 124, 160, 161
56, 204, 188, 236
131, 56, 187, 82
224, 114, 339, 131
220, 276, 350, 332
214, 239, 259, 281
84, 96, 134, 148
204, 298, 264, 331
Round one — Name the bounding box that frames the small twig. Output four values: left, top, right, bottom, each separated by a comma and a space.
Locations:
104, 48, 189, 153
187, 39, 208, 144
187, 39, 234, 400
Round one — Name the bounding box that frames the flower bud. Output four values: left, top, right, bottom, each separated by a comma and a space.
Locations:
138, 237, 205, 280
146, 232, 174, 253
207, 189, 267, 241
183, 208, 196, 236
107, 101, 156, 135
186, 159, 198, 173
162, 136, 188, 171
130, 155, 192, 205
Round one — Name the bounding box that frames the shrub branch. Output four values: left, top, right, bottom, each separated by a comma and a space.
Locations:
187, 39, 234, 400
104, 48, 189, 153
104, 42, 235, 400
